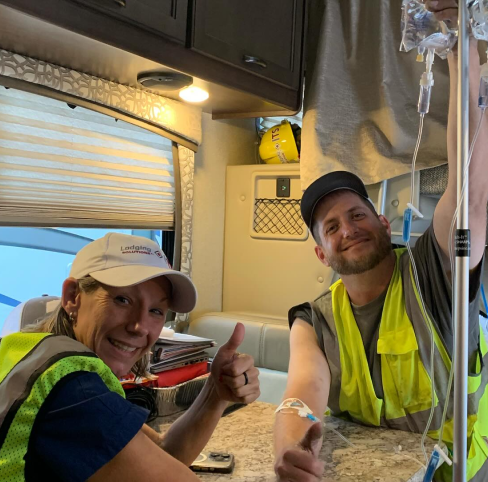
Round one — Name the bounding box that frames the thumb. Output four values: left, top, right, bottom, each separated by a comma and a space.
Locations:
298, 422, 323, 453
219, 322, 245, 355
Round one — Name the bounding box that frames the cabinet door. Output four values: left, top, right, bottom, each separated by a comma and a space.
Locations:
192, 0, 304, 88
71, 0, 188, 43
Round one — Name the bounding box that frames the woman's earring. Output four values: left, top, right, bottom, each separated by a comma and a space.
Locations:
69, 312, 76, 324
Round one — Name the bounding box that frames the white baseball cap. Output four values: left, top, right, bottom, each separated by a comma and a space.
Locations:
69, 233, 197, 313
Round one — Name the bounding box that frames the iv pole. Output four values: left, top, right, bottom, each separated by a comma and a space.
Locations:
453, 0, 470, 480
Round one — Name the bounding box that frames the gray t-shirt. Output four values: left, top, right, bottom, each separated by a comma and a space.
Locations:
351, 289, 387, 379
289, 224, 483, 389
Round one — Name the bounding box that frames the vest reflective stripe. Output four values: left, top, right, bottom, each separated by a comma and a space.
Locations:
0, 332, 125, 481
327, 249, 488, 482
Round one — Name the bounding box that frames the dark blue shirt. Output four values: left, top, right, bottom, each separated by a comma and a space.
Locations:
25, 371, 148, 482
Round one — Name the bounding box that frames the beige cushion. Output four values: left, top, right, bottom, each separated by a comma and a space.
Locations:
188, 312, 290, 372
1, 296, 60, 337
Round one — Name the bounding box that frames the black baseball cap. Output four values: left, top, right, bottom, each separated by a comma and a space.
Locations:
301, 171, 370, 229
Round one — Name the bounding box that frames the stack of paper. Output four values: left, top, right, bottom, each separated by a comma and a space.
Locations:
150, 333, 216, 374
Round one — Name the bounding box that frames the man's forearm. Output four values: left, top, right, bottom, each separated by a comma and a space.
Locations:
274, 411, 324, 458
273, 381, 328, 459
434, 40, 488, 268
159, 376, 228, 466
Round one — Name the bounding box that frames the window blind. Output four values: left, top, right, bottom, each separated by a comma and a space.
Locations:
0, 88, 175, 228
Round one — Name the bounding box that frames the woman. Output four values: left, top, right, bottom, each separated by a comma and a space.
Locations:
0, 232, 260, 481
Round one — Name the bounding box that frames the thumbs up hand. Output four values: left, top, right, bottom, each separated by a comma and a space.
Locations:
298, 422, 323, 457
210, 323, 260, 404
275, 422, 324, 481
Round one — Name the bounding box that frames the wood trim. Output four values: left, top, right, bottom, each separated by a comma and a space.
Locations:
212, 108, 302, 121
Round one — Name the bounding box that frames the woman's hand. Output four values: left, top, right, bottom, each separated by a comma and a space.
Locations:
210, 323, 260, 404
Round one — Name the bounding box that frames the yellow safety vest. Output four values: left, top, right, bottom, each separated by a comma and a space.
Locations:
330, 249, 488, 481
0, 332, 125, 481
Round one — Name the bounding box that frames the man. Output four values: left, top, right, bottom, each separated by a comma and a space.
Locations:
273, 1, 488, 481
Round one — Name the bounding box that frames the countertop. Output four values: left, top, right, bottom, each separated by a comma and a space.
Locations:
156, 402, 435, 481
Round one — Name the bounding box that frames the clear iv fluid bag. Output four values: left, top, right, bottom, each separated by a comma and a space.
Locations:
470, 0, 488, 41
400, 0, 457, 59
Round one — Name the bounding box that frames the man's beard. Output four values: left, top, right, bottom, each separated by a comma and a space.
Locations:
327, 225, 392, 276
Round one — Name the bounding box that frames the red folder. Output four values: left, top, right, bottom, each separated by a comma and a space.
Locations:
156, 361, 209, 387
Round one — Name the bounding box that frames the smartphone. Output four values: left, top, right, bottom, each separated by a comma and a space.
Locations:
190, 451, 235, 473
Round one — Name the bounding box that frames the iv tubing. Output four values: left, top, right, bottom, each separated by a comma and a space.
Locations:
404, 111, 436, 465
410, 114, 425, 206
410, 48, 434, 208
407, 241, 437, 465
324, 425, 356, 448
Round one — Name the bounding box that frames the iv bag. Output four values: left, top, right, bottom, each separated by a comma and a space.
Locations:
400, 0, 457, 59
470, 0, 488, 41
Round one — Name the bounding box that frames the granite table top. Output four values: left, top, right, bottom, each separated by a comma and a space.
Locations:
156, 402, 435, 481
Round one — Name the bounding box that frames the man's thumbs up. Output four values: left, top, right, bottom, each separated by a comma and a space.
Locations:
210, 323, 260, 404
275, 422, 324, 481
298, 421, 323, 457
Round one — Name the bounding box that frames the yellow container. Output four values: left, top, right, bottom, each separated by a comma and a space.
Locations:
259, 120, 299, 164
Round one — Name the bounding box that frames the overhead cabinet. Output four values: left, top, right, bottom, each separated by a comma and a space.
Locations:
71, 0, 189, 43
0, 0, 307, 115
192, 0, 304, 89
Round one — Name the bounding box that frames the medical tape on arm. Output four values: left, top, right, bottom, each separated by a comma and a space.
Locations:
275, 398, 320, 422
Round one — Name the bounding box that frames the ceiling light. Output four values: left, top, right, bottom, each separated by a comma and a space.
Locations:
137, 72, 193, 92
179, 86, 209, 103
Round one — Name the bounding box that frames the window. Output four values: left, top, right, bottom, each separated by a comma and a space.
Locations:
0, 87, 178, 330
0, 88, 176, 228
0, 228, 163, 329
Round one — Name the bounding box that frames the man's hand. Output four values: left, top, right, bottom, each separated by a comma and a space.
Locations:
423, 0, 458, 19
423, 0, 458, 24
210, 323, 260, 404
425, 0, 480, 57
274, 422, 325, 482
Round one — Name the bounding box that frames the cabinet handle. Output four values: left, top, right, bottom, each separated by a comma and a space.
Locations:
243, 55, 267, 69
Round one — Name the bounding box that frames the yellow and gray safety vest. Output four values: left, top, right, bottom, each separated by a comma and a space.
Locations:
322, 249, 488, 481
0, 332, 125, 481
